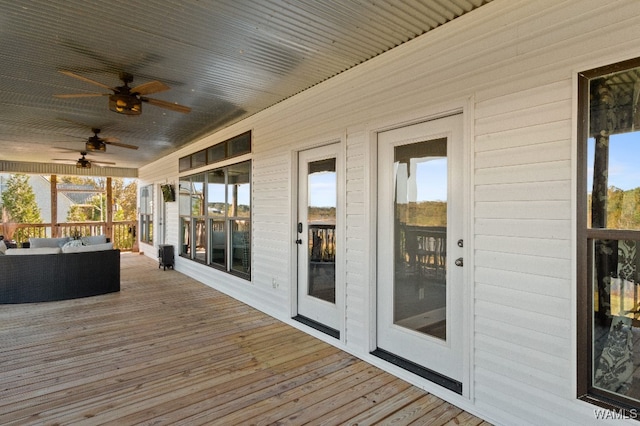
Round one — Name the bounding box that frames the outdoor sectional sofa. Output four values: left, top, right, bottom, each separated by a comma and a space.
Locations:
0, 236, 120, 304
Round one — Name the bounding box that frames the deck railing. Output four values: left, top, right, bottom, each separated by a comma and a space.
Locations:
1, 221, 138, 251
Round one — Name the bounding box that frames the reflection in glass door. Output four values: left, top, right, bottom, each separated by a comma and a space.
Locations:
394, 139, 448, 340
376, 114, 464, 392
296, 143, 341, 336
307, 157, 336, 303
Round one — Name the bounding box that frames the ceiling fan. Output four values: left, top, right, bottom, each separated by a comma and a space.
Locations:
84, 128, 137, 152
53, 151, 116, 169
54, 71, 191, 115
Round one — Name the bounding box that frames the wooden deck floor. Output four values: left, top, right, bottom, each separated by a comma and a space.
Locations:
0, 253, 489, 425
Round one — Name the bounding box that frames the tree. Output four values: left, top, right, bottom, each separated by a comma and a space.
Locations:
61, 176, 103, 222
112, 178, 137, 221
1, 174, 43, 241
61, 177, 137, 223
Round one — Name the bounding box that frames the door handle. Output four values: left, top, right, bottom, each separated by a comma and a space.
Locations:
295, 239, 302, 245
455, 257, 463, 267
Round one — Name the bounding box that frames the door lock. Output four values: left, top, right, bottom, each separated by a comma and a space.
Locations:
457, 239, 463, 247
455, 257, 463, 267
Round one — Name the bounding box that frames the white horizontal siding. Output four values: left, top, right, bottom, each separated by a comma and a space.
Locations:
251, 151, 292, 310
475, 266, 570, 300
475, 235, 570, 259
464, 0, 640, 422
344, 130, 369, 349
475, 161, 572, 186
137, 0, 640, 424
474, 369, 587, 426
476, 283, 569, 320
476, 218, 571, 240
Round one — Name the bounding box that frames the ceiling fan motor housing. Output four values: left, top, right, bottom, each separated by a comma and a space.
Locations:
86, 137, 106, 152
109, 93, 142, 115
76, 156, 91, 169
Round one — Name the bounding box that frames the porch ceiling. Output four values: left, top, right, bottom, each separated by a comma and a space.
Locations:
0, 0, 492, 172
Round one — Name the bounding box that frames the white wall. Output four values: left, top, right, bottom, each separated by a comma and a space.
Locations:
139, 0, 640, 424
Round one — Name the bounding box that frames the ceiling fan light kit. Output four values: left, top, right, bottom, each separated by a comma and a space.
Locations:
85, 138, 106, 152
76, 153, 91, 169
109, 93, 142, 115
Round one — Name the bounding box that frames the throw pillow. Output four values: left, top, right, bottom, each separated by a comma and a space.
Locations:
62, 242, 113, 253
62, 239, 84, 249
81, 235, 107, 246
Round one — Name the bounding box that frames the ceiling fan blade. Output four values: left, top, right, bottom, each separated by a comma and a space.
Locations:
59, 70, 114, 90
92, 160, 116, 166
101, 137, 120, 143
105, 141, 138, 150
131, 80, 170, 95
52, 159, 76, 164
142, 97, 191, 113
54, 93, 108, 98
54, 146, 82, 152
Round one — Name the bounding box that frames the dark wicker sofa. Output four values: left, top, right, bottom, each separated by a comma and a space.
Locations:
0, 249, 120, 304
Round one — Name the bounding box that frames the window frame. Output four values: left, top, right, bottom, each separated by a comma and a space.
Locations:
139, 184, 153, 245
179, 159, 251, 280
577, 57, 640, 412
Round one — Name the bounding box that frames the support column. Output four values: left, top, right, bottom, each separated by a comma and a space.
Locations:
106, 177, 113, 240
51, 175, 58, 237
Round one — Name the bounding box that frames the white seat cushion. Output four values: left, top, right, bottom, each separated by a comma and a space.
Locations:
6, 247, 62, 255
29, 237, 71, 248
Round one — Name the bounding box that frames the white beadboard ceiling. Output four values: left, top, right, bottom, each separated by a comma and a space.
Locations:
0, 0, 492, 172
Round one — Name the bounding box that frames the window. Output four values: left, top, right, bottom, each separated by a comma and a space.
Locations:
179, 160, 251, 279
578, 58, 640, 412
179, 131, 251, 172
140, 184, 153, 244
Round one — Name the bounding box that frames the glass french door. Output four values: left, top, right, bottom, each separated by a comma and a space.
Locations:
296, 143, 342, 335
376, 114, 464, 391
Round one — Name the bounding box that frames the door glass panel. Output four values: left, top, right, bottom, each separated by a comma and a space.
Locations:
307, 158, 336, 303
394, 138, 447, 340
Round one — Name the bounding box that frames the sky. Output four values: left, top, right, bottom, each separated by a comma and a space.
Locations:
309, 171, 336, 208
414, 158, 447, 202
308, 157, 448, 208
587, 131, 640, 193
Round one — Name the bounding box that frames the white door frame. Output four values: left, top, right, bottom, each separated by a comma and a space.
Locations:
366, 100, 473, 398
290, 138, 346, 341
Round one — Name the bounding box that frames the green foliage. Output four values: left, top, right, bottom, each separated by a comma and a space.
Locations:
1, 174, 43, 241
396, 201, 447, 227
308, 207, 335, 223
62, 177, 137, 223
66, 194, 105, 222
114, 179, 137, 221
1, 174, 43, 224
588, 186, 640, 230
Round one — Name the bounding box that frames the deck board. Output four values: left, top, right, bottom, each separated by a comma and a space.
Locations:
0, 253, 489, 425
